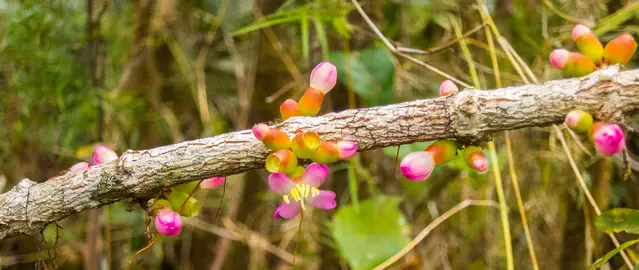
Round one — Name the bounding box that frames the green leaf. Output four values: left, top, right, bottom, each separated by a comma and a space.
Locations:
167, 190, 200, 217
331, 195, 410, 270
587, 238, 639, 270
596, 208, 639, 234
173, 180, 200, 194
329, 47, 395, 106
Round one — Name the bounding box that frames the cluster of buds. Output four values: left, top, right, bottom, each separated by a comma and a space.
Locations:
51, 144, 119, 179
253, 126, 357, 177
152, 176, 226, 236
59, 144, 228, 237
550, 24, 637, 77
564, 110, 626, 156
400, 139, 488, 182
255, 62, 352, 219
279, 62, 338, 120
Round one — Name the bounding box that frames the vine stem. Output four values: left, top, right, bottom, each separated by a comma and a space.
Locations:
293, 211, 304, 264
483, 21, 539, 269
487, 142, 515, 270
554, 125, 634, 268
177, 180, 203, 212
373, 200, 500, 269
451, 15, 514, 270
504, 132, 539, 270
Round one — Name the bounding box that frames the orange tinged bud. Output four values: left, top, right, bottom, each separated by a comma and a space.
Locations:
425, 140, 458, 165
298, 87, 325, 116
280, 99, 300, 120
603, 33, 637, 65
576, 35, 604, 63
288, 166, 305, 181
291, 131, 321, 159
572, 25, 603, 63
266, 149, 298, 174
262, 128, 291, 151
311, 141, 340, 164
563, 52, 596, 77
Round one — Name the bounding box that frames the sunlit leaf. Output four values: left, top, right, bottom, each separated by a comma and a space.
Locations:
595, 208, 639, 234
329, 46, 395, 106
331, 195, 410, 270
587, 238, 639, 270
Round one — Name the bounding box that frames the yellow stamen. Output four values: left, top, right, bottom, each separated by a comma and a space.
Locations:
282, 195, 290, 204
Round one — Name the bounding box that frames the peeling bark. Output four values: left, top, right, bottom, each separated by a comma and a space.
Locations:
1, 67, 639, 239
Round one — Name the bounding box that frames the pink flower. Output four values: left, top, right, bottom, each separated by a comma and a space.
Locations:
572, 24, 592, 41
269, 163, 336, 219
400, 151, 435, 182
549, 49, 570, 70
593, 123, 626, 156
309, 62, 337, 94
200, 177, 225, 189
439, 80, 459, 96
252, 123, 270, 141
337, 140, 357, 159
69, 162, 90, 172
154, 209, 183, 237
93, 145, 118, 165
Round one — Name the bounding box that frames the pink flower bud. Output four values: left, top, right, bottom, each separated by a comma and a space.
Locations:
467, 152, 488, 173
572, 24, 592, 41
593, 123, 625, 156
337, 140, 357, 159
564, 110, 593, 133
69, 162, 90, 172
252, 123, 270, 141
93, 145, 118, 165
154, 209, 183, 237
400, 151, 435, 182
309, 62, 337, 94
550, 49, 570, 70
439, 80, 459, 96
200, 177, 225, 189
463, 146, 488, 173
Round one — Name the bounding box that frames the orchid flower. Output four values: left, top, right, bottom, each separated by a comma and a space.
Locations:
269, 163, 336, 219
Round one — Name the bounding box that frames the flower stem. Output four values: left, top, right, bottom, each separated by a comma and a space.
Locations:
488, 141, 514, 270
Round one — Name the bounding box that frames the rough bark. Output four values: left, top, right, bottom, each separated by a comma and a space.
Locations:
1, 67, 639, 239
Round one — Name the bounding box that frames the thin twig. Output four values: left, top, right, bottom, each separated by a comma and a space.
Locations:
194, 0, 230, 126
452, 13, 514, 269
184, 218, 299, 264
554, 125, 634, 268
349, 0, 471, 88
483, 23, 539, 270
177, 180, 203, 212
373, 200, 500, 269
292, 211, 304, 264
395, 23, 487, 55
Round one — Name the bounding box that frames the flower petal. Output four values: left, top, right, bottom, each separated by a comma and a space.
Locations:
273, 201, 301, 219
300, 163, 328, 187
308, 190, 336, 210
268, 173, 296, 195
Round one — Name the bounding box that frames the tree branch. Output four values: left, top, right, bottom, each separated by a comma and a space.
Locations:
1, 67, 638, 239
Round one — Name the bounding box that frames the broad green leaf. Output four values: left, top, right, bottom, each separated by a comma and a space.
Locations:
587, 238, 639, 270
331, 195, 410, 270
329, 47, 395, 106
596, 208, 639, 234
